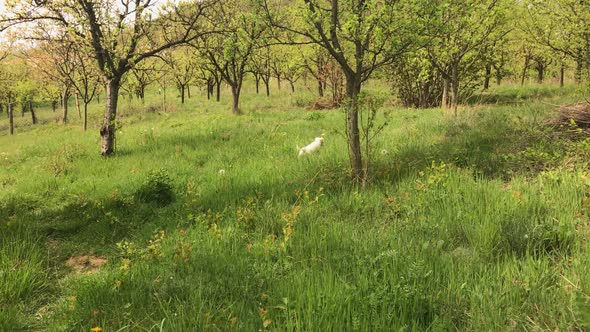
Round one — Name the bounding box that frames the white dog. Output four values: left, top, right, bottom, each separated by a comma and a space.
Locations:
298, 137, 324, 157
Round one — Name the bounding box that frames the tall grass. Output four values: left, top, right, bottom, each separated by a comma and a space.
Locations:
1, 82, 590, 330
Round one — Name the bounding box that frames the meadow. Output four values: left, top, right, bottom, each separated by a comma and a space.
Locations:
2, 81, 590, 331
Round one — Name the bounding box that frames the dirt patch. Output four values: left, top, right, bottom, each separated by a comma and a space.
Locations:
65, 255, 107, 274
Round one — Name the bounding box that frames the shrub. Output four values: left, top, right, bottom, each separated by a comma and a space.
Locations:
135, 168, 175, 206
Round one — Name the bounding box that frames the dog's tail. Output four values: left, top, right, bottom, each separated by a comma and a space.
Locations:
297, 145, 304, 157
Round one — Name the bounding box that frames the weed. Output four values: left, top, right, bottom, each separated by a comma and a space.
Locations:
135, 168, 175, 206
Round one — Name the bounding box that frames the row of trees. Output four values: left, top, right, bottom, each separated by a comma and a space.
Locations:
1, 0, 589, 183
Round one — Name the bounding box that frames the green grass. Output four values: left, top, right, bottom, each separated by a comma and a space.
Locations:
2, 81, 590, 331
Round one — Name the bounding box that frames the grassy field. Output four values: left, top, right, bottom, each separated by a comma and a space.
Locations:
2, 81, 590, 331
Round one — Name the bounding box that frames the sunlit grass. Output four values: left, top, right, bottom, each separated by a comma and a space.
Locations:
1, 81, 590, 330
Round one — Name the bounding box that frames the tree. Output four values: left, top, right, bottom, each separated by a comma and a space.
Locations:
162, 47, 199, 104
197, 62, 223, 102
1, 0, 212, 155
128, 59, 163, 102
521, 0, 590, 85
250, 45, 273, 96
27, 36, 76, 124
271, 46, 305, 93
0, 57, 22, 135
425, 0, 511, 114
263, 0, 418, 182
195, 0, 266, 114
69, 43, 100, 131
301, 45, 330, 98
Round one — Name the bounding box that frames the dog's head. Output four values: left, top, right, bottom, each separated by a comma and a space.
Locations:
316, 137, 324, 145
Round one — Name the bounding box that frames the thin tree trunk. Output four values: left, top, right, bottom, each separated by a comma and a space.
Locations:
560, 64, 565, 87
84, 103, 88, 131
139, 86, 145, 103
521, 56, 530, 86
62, 89, 69, 124
30, 101, 37, 125
345, 75, 362, 183
536, 63, 544, 84
451, 62, 460, 116
495, 68, 502, 86
216, 80, 221, 102
483, 64, 492, 90
100, 77, 121, 156
277, 76, 281, 91
290, 81, 295, 93
75, 93, 81, 119
318, 79, 324, 97
51, 100, 57, 112
187, 85, 191, 99
264, 80, 270, 97
575, 59, 582, 84
441, 78, 449, 109
8, 103, 14, 135
231, 85, 241, 115
255, 76, 260, 94
180, 85, 185, 104
162, 87, 167, 112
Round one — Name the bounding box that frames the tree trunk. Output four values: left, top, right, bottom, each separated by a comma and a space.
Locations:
51, 100, 57, 112
277, 76, 281, 91
231, 85, 241, 115
75, 93, 82, 119
290, 81, 295, 93
450, 62, 460, 116
62, 89, 69, 124
441, 78, 449, 109
206, 79, 212, 100
575, 59, 582, 84
216, 80, 221, 102
345, 75, 363, 183
187, 85, 191, 99
536, 63, 544, 84
483, 64, 491, 90
162, 87, 167, 112
180, 85, 185, 104
264, 80, 270, 97
495, 68, 502, 86
318, 79, 324, 97
100, 77, 121, 156
560, 64, 565, 87
8, 103, 14, 135
140, 86, 145, 103
30, 101, 37, 125
84, 103, 88, 131
521, 56, 530, 86
255, 76, 260, 94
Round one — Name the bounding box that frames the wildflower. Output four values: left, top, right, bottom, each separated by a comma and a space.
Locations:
90, 327, 102, 332
218, 169, 226, 175
380, 149, 388, 155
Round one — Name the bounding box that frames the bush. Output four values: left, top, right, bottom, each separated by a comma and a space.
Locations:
135, 168, 175, 206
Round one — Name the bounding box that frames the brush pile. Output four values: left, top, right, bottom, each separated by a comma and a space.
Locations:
306, 98, 340, 110
549, 102, 590, 137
